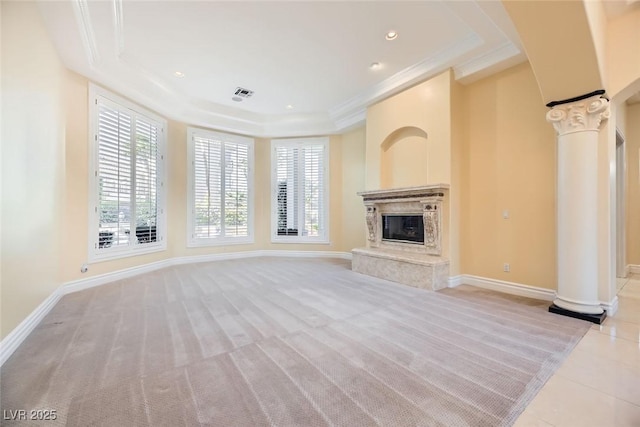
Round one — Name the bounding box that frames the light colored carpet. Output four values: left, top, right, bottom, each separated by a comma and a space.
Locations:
1, 257, 590, 426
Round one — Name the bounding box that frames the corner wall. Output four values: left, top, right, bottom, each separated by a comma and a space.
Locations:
1, 2, 67, 339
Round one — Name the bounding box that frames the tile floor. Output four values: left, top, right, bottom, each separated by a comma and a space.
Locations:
514, 273, 640, 426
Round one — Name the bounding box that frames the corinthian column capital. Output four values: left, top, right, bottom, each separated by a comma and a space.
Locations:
546, 93, 610, 136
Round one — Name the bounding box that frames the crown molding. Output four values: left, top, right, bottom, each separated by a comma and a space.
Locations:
112, 0, 124, 57
71, 0, 100, 67
453, 41, 521, 81
333, 109, 367, 133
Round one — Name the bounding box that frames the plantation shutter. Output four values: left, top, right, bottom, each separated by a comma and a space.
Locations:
224, 142, 249, 237
134, 116, 160, 244
192, 135, 250, 239
96, 99, 162, 251
302, 145, 324, 237
97, 103, 132, 249
194, 135, 223, 238
276, 145, 299, 235
275, 142, 325, 238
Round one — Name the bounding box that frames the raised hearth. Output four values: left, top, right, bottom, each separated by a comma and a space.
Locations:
352, 185, 449, 290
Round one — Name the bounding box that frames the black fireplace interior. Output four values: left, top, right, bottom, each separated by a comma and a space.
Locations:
382, 215, 424, 244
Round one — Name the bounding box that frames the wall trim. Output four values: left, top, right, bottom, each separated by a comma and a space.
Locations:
454, 274, 619, 315
65, 250, 352, 295
627, 264, 640, 275
448, 275, 463, 288
0, 288, 63, 367
64, 258, 173, 294
0, 250, 352, 367
599, 296, 619, 316
455, 274, 556, 301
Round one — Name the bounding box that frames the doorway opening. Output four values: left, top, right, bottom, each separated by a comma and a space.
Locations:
616, 129, 626, 279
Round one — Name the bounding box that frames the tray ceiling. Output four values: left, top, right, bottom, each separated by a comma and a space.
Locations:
38, 0, 525, 137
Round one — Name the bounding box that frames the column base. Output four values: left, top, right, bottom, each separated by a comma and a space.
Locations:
549, 304, 607, 324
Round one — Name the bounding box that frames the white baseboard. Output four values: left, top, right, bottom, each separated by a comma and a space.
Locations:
1, 250, 351, 368
457, 274, 556, 301
252, 250, 352, 260
456, 274, 619, 315
627, 264, 640, 275
64, 258, 173, 294
64, 250, 352, 295
448, 275, 463, 288
0, 288, 63, 366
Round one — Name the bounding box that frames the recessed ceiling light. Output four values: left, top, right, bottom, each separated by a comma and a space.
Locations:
370, 62, 381, 70
174, 71, 185, 77
232, 96, 243, 102
385, 31, 398, 41
286, 104, 294, 110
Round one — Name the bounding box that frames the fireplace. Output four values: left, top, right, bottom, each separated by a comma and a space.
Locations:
352, 185, 449, 290
382, 215, 424, 244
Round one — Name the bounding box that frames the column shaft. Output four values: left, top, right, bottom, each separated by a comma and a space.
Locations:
556, 131, 600, 313
546, 93, 609, 317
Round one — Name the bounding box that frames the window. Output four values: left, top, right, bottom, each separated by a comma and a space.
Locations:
89, 84, 166, 261
271, 137, 329, 243
187, 128, 254, 246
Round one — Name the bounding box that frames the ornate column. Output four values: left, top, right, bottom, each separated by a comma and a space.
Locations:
546, 90, 609, 323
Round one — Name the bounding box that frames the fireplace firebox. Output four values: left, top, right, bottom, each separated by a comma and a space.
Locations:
382, 215, 424, 244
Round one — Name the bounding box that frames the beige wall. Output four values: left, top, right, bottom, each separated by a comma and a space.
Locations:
450, 75, 465, 278
462, 62, 557, 289
1, 2, 67, 339
339, 127, 367, 251
366, 70, 453, 190
627, 103, 640, 267
608, 9, 640, 98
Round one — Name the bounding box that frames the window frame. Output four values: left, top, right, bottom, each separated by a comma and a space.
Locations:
88, 83, 167, 263
270, 137, 330, 244
187, 127, 255, 247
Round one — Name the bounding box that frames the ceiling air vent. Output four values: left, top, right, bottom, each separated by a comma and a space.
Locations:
234, 87, 254, 98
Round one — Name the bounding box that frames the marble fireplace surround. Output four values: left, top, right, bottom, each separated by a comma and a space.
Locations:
352, 185, 449, 290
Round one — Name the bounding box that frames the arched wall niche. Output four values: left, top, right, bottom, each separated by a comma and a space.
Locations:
380, 126, 429, 189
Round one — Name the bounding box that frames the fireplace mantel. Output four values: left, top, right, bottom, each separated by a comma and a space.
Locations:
352, 185, 449, 290
357, 184, 449, 201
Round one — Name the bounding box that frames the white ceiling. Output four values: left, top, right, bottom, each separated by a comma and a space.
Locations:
38, 0, 526, 137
